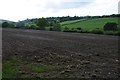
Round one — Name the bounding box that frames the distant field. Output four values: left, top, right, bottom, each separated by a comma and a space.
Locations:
60, 19, 85, 25
61, 18, 118, 31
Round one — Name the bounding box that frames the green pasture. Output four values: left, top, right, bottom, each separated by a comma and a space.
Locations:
61, 18, 118, 31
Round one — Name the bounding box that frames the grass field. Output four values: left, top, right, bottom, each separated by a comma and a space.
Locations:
61, 18, 118, 31
3, 56, 59, 78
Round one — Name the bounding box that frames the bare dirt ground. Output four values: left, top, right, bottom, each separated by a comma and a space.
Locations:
2, 28, 120, 78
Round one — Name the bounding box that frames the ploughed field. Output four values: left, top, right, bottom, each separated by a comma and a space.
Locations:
2, 28, 119, 78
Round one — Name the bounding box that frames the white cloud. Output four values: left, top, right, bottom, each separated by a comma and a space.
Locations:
0, 0, 119, 21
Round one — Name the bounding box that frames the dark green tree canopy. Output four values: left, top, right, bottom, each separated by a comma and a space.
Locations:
36, 17, 48, 30
104, 22, 118, 31
2, 22, 9, 27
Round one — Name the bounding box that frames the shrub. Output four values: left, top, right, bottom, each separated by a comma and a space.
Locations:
91, 28, 103, 34
45, 27, 52, 31
76, 27, 82, 33
2, 22, 9, 27
117, 31, 120, 36
25, 23, 39, 30
76, 27, 82, 30
81, 30, 90, 33
104, 22, 118, 31
70, 28, 77, 32
63, 27, 69, 32
36, 17, 48, 30
2, 22, 15, 28
52, 23, 61, 31
104, 31, 119, 35
62, 27, 77, 32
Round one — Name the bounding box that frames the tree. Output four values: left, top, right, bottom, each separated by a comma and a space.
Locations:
2, 22, 9, 27
16, 22, 25, 28
25, 23, 39, 29
52, 23, 61, 31
36, 17, 48, 30
63, 27, 69, 32
104, 22, 118, 31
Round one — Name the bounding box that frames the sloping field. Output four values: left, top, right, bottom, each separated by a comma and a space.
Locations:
2, 28, 119, 78
60, 19, 84, 25
61, 18, 118, 31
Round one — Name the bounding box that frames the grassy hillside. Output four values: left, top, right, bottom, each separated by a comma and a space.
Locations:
60, 19, 85, 25
61, 18, 118, 31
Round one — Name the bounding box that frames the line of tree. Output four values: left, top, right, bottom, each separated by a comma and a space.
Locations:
2, 14, 120, 35
2, 22, 15, 28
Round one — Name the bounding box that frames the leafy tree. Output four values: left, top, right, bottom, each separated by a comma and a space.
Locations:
52, 23, 61, 31
36, 17, 48, 30
25, 23, 39, 30
16, 22, 25, 28
2, 22, 9, 27
63, 27, 69, 32
9, 22, 15, 28
91, 28, 103, 34
104, 22, 118, 31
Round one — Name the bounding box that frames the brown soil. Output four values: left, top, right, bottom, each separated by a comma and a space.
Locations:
2, 28, 119, 78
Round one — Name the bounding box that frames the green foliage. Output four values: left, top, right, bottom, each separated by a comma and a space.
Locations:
60, 17, 120, 35
76, 27, 83, 33
44, 27, 49, 31
25, 23, 39, 30
16, 22, 25, 28
63, 27, 77, 32
61, 18, 118, 31
36, 17, 48, 30
104, 22, 118, 31
104, 31, 119, 35
62, 27, 69, 32
70, 28, 77, 32
117, 31, 120, 36
91, 28, 103, 34
2, 56, 20, 78
2, 22, 15, 28
2, 22, 9, 27
2, 56, 60, 78
52, 23, 61, 31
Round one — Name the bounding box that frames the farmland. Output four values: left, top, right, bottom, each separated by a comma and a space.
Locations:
1, 15, 120, 35
2, 28, 119, 78
1, 14, 120, 79
61, 18, 118, 31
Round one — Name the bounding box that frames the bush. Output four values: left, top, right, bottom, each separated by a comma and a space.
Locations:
62, 27, 70, 32
62, 27, 77, 32
76, 27, 82, 30
36, 17, 48, 30
25, 23, 39, 30
91, 28, 103, 34
2, 22, 9, 27
70, 28, 77, 32
45, 27, 52, 31
52, 23, 61, 31
104, 31, 119, 35
104, 22, 117, 31
117, 31, 120, 36
81, 30, 90, 33
2, 22, 15, 28
76, 27, 83, 33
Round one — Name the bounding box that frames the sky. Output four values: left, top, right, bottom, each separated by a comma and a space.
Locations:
0, 0, 119, 22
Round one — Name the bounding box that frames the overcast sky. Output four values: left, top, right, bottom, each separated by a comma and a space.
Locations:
0, 0, 119, 21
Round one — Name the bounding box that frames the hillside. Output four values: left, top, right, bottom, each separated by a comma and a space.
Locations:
60, 17, 118, 31
0, 19, 15, 23
0, 19, 16, 27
